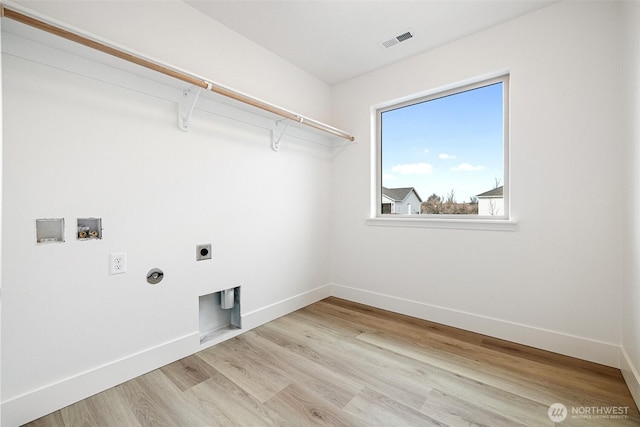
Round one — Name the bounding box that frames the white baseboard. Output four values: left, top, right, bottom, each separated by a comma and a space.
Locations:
241, 284, 332, 331
1, 284, 332, 427
1, 332, 199, 427
621, 347, 640, 410
331, 283, 621, 368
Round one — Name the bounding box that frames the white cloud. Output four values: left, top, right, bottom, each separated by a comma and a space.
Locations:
424, 149, 430, 154
391, 162, 433, 175
451, 163, 485, 172
383, 173, 397, 181
439, 153, 456, 159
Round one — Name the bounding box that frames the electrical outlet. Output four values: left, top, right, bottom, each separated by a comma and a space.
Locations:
109, 252, 127, 275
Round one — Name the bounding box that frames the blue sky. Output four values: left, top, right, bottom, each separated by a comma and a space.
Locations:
381, 82, 504, 203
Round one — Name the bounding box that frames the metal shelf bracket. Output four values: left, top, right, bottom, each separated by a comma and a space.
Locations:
271, 119, 291, 152
178, 84, 210, 131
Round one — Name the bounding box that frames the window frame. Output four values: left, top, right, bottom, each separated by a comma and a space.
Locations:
373, 74, 512, 229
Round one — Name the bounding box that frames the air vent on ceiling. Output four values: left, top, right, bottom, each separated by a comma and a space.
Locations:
381, 30, 414, 49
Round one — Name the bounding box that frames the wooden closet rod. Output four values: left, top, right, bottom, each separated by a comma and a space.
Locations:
1, 6, 355, 142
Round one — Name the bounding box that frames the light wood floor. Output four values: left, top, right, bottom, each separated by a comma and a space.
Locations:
26, 297, 639, 426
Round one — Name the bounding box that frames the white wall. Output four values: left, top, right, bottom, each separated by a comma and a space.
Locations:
331, 1, 624, 366
1, 2, 333, 425
622, 0, 640, 408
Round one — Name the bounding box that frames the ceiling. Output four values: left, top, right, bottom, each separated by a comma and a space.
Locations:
186, 0, 557, 85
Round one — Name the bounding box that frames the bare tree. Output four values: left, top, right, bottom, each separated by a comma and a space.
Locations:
487, 177, 503, 215
446, 189, 456, 204
488, 199, 499, 216
421, 193, 442, 214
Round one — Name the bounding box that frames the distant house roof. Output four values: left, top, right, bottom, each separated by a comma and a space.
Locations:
382, 187, 423, 203
477, 186, 504, 198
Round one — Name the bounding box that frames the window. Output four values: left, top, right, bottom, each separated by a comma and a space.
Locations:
377, 75, 509, 219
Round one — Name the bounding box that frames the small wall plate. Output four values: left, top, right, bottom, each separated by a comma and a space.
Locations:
196, 244, 211, 261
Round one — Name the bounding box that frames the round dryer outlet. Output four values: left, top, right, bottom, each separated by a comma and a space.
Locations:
196, 244, 212, 261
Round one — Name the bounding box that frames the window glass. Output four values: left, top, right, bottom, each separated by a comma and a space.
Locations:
378, 76, 508, 218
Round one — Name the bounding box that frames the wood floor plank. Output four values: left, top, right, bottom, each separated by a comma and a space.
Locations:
22, 411, 66, 427
134, 369, 215, 427
118, 375, 181, 427
196, 334, 292, 403
280, 310, 439, 390
359, 328, 638, 413
21, 297, 640, 426
356, 332, 558, 425
239, 330, 364, 408
159, 353, 212, 392
265, 383, 365, 427
257, 315, 433, 410
418, 361, 553, 426
76, 386, 142, 427
357, 331, 591, 410
183, 374, 289, 426
343, 387, 446, 426
60, 399, 103, 427
421, 388, 531, 427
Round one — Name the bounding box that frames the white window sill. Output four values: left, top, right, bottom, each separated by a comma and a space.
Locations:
366, 216, 518, 231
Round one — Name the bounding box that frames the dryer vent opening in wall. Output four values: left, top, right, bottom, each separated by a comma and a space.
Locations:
199, 286, 241, 345
381, 30, 414, 48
